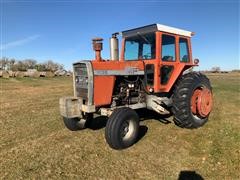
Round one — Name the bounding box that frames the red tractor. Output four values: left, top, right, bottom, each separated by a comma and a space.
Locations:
60, 24, 213, 150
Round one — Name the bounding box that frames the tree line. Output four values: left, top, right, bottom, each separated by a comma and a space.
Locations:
0, 57, 64, 72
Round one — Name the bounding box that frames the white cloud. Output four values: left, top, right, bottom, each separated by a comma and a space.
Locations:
0, 34, 40, 50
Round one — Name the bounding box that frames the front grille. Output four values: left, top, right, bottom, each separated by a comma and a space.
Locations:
75, 64, 88, 88
73, 61, 93, 105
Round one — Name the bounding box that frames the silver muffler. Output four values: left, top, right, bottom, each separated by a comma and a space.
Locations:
110, 33, 119, 60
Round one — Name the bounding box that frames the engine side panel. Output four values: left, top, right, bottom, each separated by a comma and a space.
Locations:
92, 60, 144, 107
94, 76, 115, 106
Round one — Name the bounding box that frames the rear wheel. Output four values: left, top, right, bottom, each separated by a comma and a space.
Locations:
172, 72, 213, 128
105, 107, 139, 150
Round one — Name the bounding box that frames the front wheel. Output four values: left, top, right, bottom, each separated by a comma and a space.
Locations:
63, 117, 87, 131
63, 113, 93, 131
172, 72, 213, 129
105, 107, 139, 150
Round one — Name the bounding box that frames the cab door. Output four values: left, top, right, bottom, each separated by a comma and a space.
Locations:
158, 33, 192, 92
159, 33, 177, 91
143, 32, 161, 92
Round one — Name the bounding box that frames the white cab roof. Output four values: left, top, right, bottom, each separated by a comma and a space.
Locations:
121, 24, 193, 37
156, 24, 192, 37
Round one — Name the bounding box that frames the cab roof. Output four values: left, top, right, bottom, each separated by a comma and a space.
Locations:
121, 24, 193, 38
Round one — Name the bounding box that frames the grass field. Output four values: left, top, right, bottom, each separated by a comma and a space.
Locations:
0, 73, 239, 179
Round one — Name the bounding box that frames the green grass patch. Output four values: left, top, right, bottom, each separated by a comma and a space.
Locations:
0, 74, 239, 179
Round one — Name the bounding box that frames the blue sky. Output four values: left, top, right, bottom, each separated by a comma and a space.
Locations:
1, 0, 239, 70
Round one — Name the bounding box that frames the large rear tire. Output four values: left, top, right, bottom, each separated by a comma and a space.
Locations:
172, 72, 213, 129
105, 107, 139, 150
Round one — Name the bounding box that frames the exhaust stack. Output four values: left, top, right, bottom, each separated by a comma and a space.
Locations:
92, 38, 103, 61
110, 33, 119, 61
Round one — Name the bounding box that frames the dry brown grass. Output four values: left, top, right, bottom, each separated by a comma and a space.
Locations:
0, 74, 239, 179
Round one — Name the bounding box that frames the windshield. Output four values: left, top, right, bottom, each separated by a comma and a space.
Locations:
124, 33, 156, 60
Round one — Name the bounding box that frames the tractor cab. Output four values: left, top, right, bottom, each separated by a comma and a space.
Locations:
119, 24, 197, 93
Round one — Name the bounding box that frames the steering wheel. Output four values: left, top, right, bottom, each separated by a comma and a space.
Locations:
143, 53, 152, 59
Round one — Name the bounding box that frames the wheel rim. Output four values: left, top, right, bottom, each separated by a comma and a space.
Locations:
76, 118, 87, 129
121, 119, 135, 141
191, 87, 213, 117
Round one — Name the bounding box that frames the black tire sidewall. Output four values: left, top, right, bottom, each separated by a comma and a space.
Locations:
172, 72, 212, 128
105, 107, 139, 149
63, 117, 85, 131
116, 110, 139, 147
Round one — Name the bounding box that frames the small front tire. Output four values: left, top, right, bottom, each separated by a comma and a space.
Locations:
105, 107, 139, 150
63, 117, 87, 131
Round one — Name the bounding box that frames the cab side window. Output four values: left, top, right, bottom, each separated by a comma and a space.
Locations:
142, 44, 151, 59
161, 34, 175, 61
124, 41, 139, 60
124, 33, 155, 61
179, 38, 189, 62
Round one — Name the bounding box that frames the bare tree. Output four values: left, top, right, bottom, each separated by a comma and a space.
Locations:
0, 59, 3, 70
17, 61, 27, 71
23, 59, 37, 69
9, 58, 16, 70
44, 60, 64, 72
35, 63, 47, 71
1, 57, 64, 72
0, 57, 9, 70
